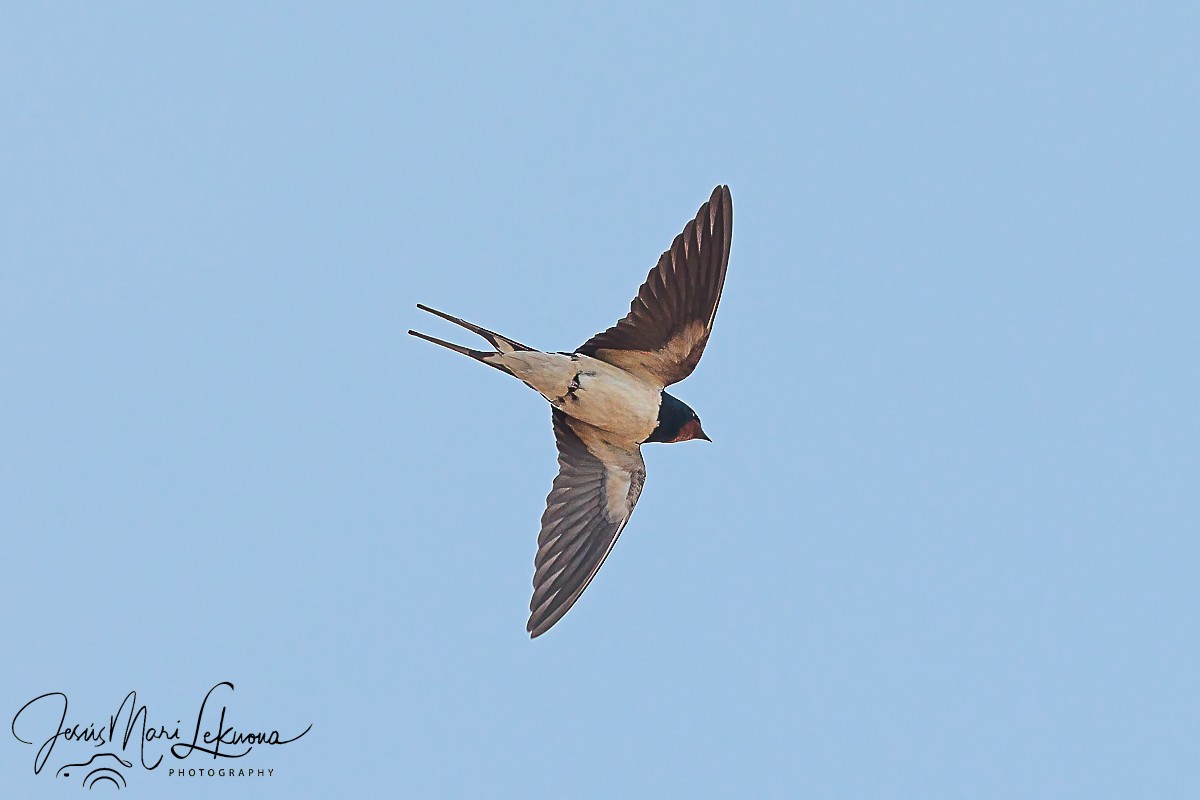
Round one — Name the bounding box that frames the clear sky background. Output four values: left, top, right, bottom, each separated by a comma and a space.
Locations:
2, 3, 1197, 798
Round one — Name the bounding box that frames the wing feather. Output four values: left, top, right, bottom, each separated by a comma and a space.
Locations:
527, 410, 646, 638
577, 185, 732, 386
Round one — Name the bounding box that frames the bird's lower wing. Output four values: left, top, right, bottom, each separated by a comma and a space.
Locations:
528, 410, 646, 638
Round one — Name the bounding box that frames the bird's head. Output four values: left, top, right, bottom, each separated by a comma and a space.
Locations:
647, 392, 712, 444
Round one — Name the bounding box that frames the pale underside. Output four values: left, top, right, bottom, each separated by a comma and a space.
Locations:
486, 350, 662, 445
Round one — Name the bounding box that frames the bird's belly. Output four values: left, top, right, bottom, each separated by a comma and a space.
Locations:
499, 352, 660, 441
557, 366, 660, 440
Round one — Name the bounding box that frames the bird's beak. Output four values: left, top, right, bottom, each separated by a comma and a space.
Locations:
697, 428, 712, 443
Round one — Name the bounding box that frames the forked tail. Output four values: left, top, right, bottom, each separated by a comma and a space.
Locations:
408, 304, 539, 372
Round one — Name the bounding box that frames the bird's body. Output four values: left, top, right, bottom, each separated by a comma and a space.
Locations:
492, 351, 663, 442
410, 185, 732, 637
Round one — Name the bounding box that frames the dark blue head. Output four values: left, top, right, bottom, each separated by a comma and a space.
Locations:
645, 391, 711, 444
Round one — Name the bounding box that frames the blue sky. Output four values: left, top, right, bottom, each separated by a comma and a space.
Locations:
2, 3, 1197, 797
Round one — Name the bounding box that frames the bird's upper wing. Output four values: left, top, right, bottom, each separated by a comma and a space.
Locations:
528, 409, 646, 638
576, 185, 732, 387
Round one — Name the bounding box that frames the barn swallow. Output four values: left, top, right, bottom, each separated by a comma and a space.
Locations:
410, 185, 732, 637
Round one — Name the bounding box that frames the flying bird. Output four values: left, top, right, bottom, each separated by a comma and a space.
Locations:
410, 185, 732, 637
